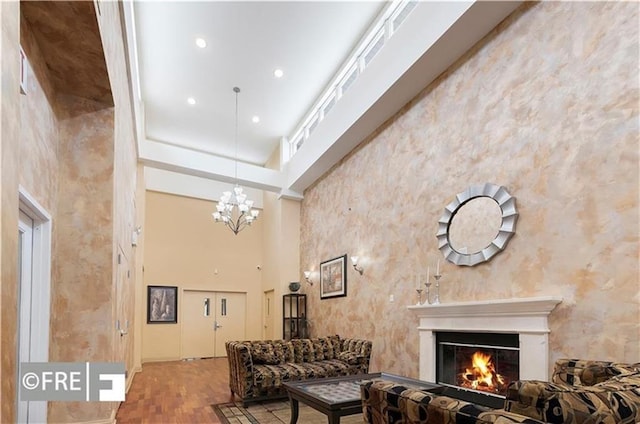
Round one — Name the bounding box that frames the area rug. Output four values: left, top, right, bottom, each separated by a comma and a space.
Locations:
212, 400, 363, 424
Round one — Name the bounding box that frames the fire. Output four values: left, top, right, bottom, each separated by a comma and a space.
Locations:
459, 351, 507, 394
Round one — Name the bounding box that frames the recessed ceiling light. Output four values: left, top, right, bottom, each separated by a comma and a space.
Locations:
187, 97, 196, 105
273, 68, 284, 78
252, 116, 260, 123
195, 38, 207, 48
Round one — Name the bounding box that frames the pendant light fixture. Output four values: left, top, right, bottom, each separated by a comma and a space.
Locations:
212, 87, 260, 235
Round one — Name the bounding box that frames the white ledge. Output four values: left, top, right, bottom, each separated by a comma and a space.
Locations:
408, 296, 562, 318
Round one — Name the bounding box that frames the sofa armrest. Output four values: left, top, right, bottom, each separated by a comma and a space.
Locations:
504, 379, 626, 423
225, 341, 255, 399
552, 358, 624, 386
340, 338, 372, 372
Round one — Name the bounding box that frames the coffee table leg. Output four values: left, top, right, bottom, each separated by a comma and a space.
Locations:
289, 397, 299, 424
328, 412, 341, 424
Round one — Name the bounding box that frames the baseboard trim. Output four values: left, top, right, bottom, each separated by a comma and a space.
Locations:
141, 357, 182, 363
125, 366, 140, 393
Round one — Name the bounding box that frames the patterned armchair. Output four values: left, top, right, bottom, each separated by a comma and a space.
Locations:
504, 359, 640, 423
226, 335, 372, 406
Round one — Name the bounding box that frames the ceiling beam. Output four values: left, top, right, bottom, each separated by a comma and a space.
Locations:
139, 138, 302, 198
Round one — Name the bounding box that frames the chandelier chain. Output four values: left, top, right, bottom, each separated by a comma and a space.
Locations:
233, 86, 239, 182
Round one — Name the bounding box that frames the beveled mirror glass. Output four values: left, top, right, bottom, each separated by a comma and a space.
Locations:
436, 183, 518, 266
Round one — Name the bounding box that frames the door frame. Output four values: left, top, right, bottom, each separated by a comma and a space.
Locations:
17, 187, 52, 423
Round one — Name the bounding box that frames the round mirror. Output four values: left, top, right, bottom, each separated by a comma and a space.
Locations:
436, 183, 518, 266
448, 197, 502, 253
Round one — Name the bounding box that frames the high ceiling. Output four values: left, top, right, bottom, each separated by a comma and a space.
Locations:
132, 1, 386, 166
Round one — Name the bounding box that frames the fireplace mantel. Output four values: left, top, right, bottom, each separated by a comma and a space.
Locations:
408, 296, 562, 382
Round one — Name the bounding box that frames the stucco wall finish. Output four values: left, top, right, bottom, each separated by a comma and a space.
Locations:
50, 106, 115, 423
96, 0, 139, 386
0, 1, 21, 422
300, 1, 639, 378
20, 15, 59, 215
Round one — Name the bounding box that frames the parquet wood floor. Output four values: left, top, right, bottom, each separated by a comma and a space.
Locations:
116, 358, 233, 424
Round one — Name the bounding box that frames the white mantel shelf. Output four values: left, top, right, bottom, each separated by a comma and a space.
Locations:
408, 296, 563, 319
408, 296, 563, 382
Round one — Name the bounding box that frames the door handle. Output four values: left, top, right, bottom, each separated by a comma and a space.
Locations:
214, 321, 222, 330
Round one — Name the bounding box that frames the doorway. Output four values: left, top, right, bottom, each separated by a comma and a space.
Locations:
263, 290, 274, 340
17, 190, 52, 424
181, 290, 246, 359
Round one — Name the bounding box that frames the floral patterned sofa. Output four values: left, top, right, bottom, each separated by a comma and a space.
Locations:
226, 335, 372, 406
361, 359, 640, 424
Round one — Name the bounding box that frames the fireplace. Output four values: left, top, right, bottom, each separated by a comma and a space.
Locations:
436, 332, 519, 400
409, 296, 562, 401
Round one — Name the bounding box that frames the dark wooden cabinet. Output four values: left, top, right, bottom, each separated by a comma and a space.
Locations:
283, 293, 307, 340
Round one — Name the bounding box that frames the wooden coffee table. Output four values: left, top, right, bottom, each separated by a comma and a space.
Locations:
283, 372, 442, 424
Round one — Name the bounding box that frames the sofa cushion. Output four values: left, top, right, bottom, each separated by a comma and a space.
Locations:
311, 338, 327, 360
328, 334, 341, 358
248, 341, 282, 364
338, 351, 362, 365
252, 350, 280, 365
291, 338, 316, 363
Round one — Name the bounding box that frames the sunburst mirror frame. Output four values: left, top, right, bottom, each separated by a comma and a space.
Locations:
436, 183, 518, 266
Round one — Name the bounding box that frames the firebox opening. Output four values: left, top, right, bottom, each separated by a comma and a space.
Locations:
436, 332, 519, 408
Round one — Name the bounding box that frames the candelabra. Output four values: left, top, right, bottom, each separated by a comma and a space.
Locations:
415, 287, 424, 305
423, 278, 432, 305
432, 273, 442, 305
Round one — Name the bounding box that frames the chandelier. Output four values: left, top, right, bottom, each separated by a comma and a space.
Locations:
212, 87, 260, 235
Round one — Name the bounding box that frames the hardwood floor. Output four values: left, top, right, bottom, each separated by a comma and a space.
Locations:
116, 358, 234, 423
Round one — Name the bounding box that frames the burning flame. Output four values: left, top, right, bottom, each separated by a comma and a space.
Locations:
459, 351, 507, 393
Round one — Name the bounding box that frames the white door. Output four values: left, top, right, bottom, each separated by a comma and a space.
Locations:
181, 291, 246, 359
263, 290, 274, 340
17, 211, 34, 424
213, 292, 246, 356
17, 200, 51, 424
181, 290, 216, 359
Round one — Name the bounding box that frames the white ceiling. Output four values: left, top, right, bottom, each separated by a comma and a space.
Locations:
133, 1, 386, 166
129, 1, 523, 199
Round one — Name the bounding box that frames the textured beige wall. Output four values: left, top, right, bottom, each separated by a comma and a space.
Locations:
50, 104, 115, 423
142, 191, 264, 361
0, 1, 21, 422
96, 0, 139, 391
19, 16, 59, 212
13, 1, 139, 422
301, 1, 639, 379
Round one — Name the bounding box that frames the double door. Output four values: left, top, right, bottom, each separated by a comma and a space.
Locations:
181, 290, 246, 358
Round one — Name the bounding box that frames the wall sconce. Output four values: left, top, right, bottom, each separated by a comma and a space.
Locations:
304, 271, 313, 285
351, 256, 364, 275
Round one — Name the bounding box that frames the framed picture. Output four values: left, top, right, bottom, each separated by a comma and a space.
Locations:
147, 285, 178, 324
320, 254, 347, 299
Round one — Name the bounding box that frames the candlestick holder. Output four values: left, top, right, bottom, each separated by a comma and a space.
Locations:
432, 274, 442, 304
415, 287, 423, 305
423, 279, 432, 305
